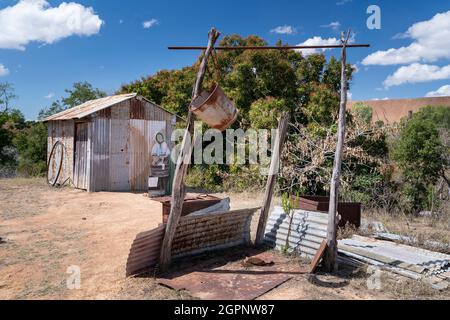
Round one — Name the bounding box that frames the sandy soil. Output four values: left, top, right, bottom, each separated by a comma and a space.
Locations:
0, 178, 176, 299
0, 178, 448, 300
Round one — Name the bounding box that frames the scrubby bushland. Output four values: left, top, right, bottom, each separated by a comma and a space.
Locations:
392, 106, 450, 214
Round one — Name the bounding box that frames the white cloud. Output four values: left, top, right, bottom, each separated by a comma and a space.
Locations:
296, 36, 351, 56
362, 10, 450, 66
44, 92, 54, 99
384, 63, 450, 88
0, 64, 9, 76
270, 25, 297, 35
426, 85, 450, 97
143, 19, 158, 29
321, 21, 341, 31
0, 0, 103, 51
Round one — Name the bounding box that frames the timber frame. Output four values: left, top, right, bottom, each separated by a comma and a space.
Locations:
160, 27, 369, 271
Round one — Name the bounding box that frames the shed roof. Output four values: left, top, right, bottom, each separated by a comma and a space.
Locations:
43, 93, 177, 121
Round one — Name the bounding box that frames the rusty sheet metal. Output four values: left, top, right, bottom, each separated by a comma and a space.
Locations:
126, 208, 259, 276
45, 96, 176, 192
293, 195, 361, 228
158, 251, 306, 300
153, 194, 223, 223
73, 122, 89, 190
89, 99, 172, 192
190, 84, 238, 131
126, 225, 165, 276
110, 104, 131, 191
171, 208, 256, 257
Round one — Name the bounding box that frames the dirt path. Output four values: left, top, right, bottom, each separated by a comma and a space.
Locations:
1, 178, 447, 300
0, 178, 178, 299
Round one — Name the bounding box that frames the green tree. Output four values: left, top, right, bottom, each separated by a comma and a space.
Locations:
0, 82, 17, 112
62, 81, 106, 108
13, 122, 48, 176
351, 102, 373, 124
303, 83, 340, 129
38, 101, 65, 120
119, 34, 355, 192
39, 81, 107, 119
249, 97, 287, 129
0, 83, 24, 168
412, 105, 450, 130
393, 118, 447, 212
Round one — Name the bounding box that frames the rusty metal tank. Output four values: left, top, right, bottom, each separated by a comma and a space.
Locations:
190, 84, 239, 131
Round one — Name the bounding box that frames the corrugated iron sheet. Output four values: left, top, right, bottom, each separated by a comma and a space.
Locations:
126, 208, 258, 276
264, 206, 328, 258
264, 207, 450, 287
43, 93, 178, 122
73, 122, 88, 189
88, 99, 175, 192
43, 94, 137, 121
339, 236, 450, 281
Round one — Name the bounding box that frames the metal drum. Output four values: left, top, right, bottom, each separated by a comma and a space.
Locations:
190, 84, 239, 131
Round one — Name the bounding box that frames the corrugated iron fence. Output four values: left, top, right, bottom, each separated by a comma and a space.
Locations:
264, 206, 328, 259
126, 208, 258, 276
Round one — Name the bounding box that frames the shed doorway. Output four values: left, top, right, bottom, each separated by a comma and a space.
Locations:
74, 122, 89, 190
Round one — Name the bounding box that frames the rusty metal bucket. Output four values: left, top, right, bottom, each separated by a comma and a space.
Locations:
190, 84, 239, 131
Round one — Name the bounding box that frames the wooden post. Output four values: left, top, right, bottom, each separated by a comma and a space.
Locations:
255, 112, 290, 245
323, 30, 351, 272
159, 28, 220, 270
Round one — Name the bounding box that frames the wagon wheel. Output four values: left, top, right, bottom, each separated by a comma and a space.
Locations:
47, 141, 64, 186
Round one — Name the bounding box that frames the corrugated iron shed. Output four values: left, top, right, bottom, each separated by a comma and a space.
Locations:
45, 93, 178, 192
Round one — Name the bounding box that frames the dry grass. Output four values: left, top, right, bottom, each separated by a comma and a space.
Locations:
1, 178, 449, 300
362, 207, 450, 254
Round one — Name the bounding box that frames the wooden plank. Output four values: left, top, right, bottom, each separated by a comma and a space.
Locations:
309, 240, 328, 273
324, 30, 351, 272
255, 112, 290, 245
159, 28, 220, 270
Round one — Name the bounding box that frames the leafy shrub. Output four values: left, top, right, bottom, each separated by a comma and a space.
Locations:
393, 118, 446, 213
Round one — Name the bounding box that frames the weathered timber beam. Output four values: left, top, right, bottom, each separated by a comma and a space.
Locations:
159, 28, 220, 270
255, 112, 290, 245
323, 30, 351, 272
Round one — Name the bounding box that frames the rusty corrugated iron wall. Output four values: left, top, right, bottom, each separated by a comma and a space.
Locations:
88, 98, 175, 192
126, 208, 258, 276
46, 96, 175, 192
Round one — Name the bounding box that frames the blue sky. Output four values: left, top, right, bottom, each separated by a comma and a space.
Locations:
1, 0, 450, 120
